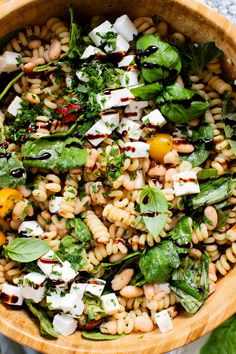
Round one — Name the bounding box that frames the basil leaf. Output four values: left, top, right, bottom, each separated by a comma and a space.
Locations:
160, 100, 209, 123
167, 217, 191, 253
25, 300, 59, 338
156, 83, 196, 103
130, 83, 163, 100
82, 331, 125, 341
200, 315, 236, 354
67, 218, 92, 243
139, 241, 180, 283
181, 144, 210, 167
143, 213, 168, 238
129, 272, 146, 286
101, 251, 141, 268
0, 151, 26, 188
0, 71, 24, 102
191, 124, 214, 142
170, 285, 203, 314
197, 169, 218, 180
3, 238, 50, 262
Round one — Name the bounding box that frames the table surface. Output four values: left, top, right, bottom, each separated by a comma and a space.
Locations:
0, 0, 235, 353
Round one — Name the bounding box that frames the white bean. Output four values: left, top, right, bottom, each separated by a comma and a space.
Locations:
173, 139, 194, 153
111, 269, 134, 291
134, 315, 153, 332
204, 206, 218, 230
120, 285, 144, 298
49, 39, 61, 61
24, 93, 40, 104
28, 39, 42, 49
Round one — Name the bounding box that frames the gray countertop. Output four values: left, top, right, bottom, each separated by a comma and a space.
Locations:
200, 0, 236, 23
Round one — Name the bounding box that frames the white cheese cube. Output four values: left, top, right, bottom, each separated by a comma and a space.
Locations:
110, 88, 131, 107
120, 71, 139, 88
0, 283, 23, 306
85, 278, 106, 297
60, 261, 77, 284
21, 272, 46, 303
85, 119, 112, 146
155, 310, 173, 333
142, 109, 167, 127
7, 96, 23, 117
172, 171, 200, 197
53, 314, 77, 336
114, 15, 138, 42
118, 55, 136, 68
81, 45, 104, 59
97, 92, 114, 111
100, 110, 119, 130
76, 70, 89, 83
49, 196, 63, 214
89, 21, 115, 46
70, 282, 87, 298
61, 293, 84, 318
117, 118, 141, 140
124, 105, 143, 120
101, 293, 120, 315
124, 142, 150, 158
47, 291, 64, 310
37, 251, 62, 277
104, 34, 130, 54
18, 221, 44, 237
2, 51, 22, 72
129, 98, 149, 109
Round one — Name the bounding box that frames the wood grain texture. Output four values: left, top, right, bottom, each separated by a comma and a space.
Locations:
0, 0, 235, 353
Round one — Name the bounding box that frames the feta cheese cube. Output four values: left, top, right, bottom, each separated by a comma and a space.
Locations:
61, 293, 84, 317
89, 21, 115, 46
100, 110, 119, 130
70, 282, 87, 298
110, 88, 132, 107
172, 171, 200, 196
124, 142, 150, 158
37, 251, 62, 277
7, 96, 23, 117
49, 196, 63, 214
97, 92, 114, 111
129, 98, 149, 109
114, 15, 138, 42
85, 278, 106, 297
76, 70, 89, 83
120, 71, 139, 88
2, 51, 22, 72
85, 119, 112, 146
53, 314, 77, 336
18, 221, 44, 237
117, 118, 141, 140
124, 105, 143, 120
60, 261, 77, 284
118, 55, 136, 68
21, 272, 46, 303
142, 109, 167, 127
101, 293, 120, 315
104, 34, 130, 54
0, 283, 23, 306
155, 310, 173, 333
47, 291, 64, 310
81, 45, 104, 59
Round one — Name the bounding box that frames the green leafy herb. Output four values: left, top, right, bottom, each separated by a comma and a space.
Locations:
102, 251, 141, 268
3, 238, 50, 263
23, 261, 43, 274
97, 31, 118, 52
167, 216, 192, 253
216, 208, 230, 229
0, 150, 26, 188
223, 93, 236, 155
0, 71, 24, 102
130, 83, 163, 100
180, 42, 223, 76
139, 241, 180, 283
181, 144, 210, 167
129, 272, 146, 286
67, 218, 92, 243
25, 300, 59, 338
139, 187, 168, 237
197, 169, 218, 180
82, 331, 125, 341
67, 7, 84, 59
200, 315, 236, 354
156, 83, 197, 103
191, 124, 214, 142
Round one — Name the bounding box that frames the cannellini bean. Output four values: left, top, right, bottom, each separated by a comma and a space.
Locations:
148, 164, 166, 177
100, 320, 117, 335
120, 285, 144, 298
111, 268, 134, 291
172, 139, 194, 153
24, 93, 40, 104
28, 39, 42, 49
134, 315, 153, 332
109, 252, 126, 263
164, 149, 180, 166
30, 57, 45, 65
49, 39, 61, 61
204, 206, 218, 230
23, 62, 36, 73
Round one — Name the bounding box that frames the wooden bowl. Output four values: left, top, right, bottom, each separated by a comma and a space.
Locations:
0, 0, 236, 353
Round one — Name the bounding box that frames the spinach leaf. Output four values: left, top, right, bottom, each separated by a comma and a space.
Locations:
0, 151, 26, 188
171, 255, 209, 313
136, 34, 181, 83
200, 315, 236, 354
130, 83, 163, 100
197, 169, 218, 180
181, 144, 210, 167
189, 176, 236, 210
180, 42, 223, 76
56, 236, 89, 272
3, 238, 50, 263
139, 241, 180, 283
82, 331, 125, 341
139, 187, 168, 238
22, 137, 87, 171
0, 71, 24, 102
160, 100, 209, 123
25, 300, 59, 338
167, 216, 192, 253
67, 218, 92, 243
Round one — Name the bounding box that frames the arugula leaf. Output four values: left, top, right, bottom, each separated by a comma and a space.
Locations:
181, 144, 210, 167
67, 218, 92, 243
82, 331, 125, 341
0, 150, 26, 188
200, 315, 236, 354
3, 238, 50, 262
180, 42, 223, 76
0, 71, 24, 102
139, 187, 168, 237
130, 83, 163, 100
223, 94, 236, 155
67, 7, 84, 59
139, 241, 180, 283
167, 217, 192, 253
197, 169, 218, 180
25, 300, 59, 338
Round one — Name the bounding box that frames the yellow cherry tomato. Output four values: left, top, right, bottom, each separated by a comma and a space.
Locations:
0, 188, 22, 218
147, 134, 173, 162
0, 231, 6, 246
